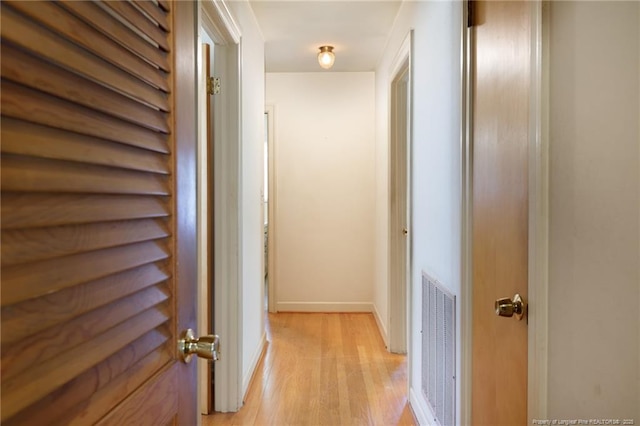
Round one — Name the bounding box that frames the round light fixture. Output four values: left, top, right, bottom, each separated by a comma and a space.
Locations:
317, 46, 335, 70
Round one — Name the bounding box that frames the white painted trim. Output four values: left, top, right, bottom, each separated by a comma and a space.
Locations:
275, 302, 374, 313
200, 0, 243, 414
202, 0, 240, 45
527, 1, 549, 422
242, 332, 267, 399
388, 30, 413, 355
410, 387, 437, 426
459, 2, 473, 425
265, 105, 277, 314
373, 303, 389, 348
389, 32, 412, 82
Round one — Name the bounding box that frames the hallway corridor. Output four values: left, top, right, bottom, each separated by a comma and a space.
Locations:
204, 313, 416, 426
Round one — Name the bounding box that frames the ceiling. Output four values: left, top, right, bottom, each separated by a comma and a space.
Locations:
249, 1, 403, 73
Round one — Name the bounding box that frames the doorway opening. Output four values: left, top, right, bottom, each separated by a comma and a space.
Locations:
198, 0, 242, 414
388, 33, 412, 355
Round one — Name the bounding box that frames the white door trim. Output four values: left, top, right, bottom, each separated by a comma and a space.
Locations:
388, 31, 413, 355
199, 0, 244, 413
265, 105, 277, 313
527, 1, 549, 421
459, 1, 548, 423
459, 3, 473, 424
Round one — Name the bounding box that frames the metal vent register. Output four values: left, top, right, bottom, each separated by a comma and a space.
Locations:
421, 272, 456, 426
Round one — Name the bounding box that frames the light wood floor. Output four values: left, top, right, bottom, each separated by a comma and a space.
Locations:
203, 313, 416, 426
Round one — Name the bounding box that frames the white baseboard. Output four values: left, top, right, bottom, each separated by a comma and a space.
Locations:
242, 331, 267, 399
373, 304, 389, 348
275, 302, 373, 313
410, 387, 437, 426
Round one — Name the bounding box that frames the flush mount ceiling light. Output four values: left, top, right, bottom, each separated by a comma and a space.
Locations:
317, 45, 335, 69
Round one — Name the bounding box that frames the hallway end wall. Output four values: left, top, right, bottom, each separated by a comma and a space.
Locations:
266, 72, 376, 313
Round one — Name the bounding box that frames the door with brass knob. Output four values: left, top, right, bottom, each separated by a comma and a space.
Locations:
495, 294, 527, 321
179, 329, 221, 363
471, 0, 531, 423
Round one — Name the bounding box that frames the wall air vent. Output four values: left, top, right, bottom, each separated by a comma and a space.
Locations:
421, 272, 455, 426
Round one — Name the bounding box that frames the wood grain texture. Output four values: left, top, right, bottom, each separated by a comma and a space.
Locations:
172, 2, 199, 424
471, 1, 531, 425
1, 219, 169, 266
133, 1, 171, 32
4, 0, 170, 92
1, 80, 169, 153
158, 0, 171, 13
1, 0, 193, 423
1, 155, 169, 195
1, 118, 170, 173
1, 45, 169, 133
1, 194, 169, 229
1, 306, 169, 421
66, 346, 173, 426
1, 263, 170, 344
100, 1, 170, 52
57, 0, 170, 71
96, 363, 178, 426
2, 286, 169, 380
1, 240, 169, 306
0, 4, 170, 111
4, 330, 169, 426
203, 41, 214, 413
204, 313, 416, 426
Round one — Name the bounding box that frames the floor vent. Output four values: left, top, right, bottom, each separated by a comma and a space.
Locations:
421, 272, 456, 426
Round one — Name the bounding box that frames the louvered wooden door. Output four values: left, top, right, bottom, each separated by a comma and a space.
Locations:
1, 1, 198, 424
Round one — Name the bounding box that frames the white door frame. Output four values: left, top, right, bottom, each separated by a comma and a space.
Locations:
197, 0, 244, 414
388, 31, 413, 354
265, 105, 277, 313
459, 1, 549, 423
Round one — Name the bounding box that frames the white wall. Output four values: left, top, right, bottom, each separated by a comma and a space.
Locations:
266, 72, 376, 312
374, 1, 462, 423
547, 1, 639, 419
225, 0, 266, 398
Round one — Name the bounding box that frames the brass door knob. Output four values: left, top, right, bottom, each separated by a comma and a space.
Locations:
178, 329, 220, 363
495, 294, 526, 321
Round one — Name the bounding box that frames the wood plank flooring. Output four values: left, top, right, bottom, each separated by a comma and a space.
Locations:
203, 313, 416, 426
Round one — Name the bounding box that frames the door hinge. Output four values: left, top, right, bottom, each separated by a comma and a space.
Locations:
207, 77, 221, 95
206, 77, 221, 95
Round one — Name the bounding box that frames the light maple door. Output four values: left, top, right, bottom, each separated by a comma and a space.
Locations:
471, 1, 531, 425
1, 1, 199, 424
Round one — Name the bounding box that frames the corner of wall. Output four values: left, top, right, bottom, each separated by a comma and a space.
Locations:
373, 302, 389, 348
242, 331, 267, 400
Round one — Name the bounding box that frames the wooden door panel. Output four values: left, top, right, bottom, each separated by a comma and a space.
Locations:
471, 1, 530, 425
1, 1, 197, 424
